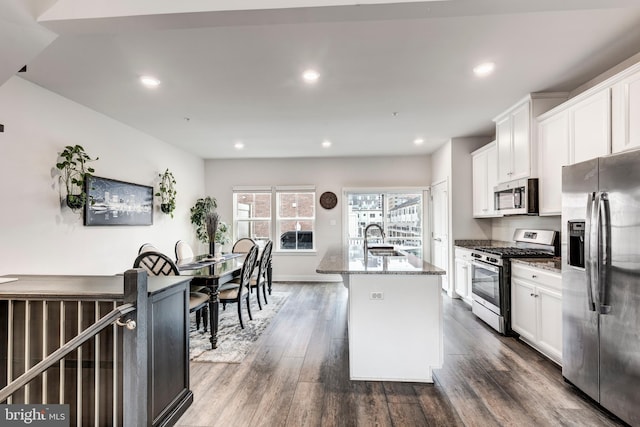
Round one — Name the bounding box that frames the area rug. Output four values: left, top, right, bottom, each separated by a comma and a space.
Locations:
189, 291, 288, 363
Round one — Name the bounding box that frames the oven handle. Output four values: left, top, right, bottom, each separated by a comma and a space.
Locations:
471, 260, 500, 274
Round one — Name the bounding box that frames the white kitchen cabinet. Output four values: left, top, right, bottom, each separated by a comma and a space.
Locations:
537, 88, 610, 215
454, 247, 473, 305
511, 263, 562, 364
612, 67, 640, 153
538, 111, 570, 216
494, 93, 567, 184
571, 88, 611, 163
472, 141, 499, 218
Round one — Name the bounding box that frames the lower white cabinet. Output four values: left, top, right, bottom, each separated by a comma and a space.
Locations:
454, 247, 472, 305
511, 263, 562, 364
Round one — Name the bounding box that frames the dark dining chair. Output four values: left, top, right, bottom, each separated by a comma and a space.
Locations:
175, 240, 195, 260
250, 240, 273, 310
232, 237, 256, 254
138, 243, 158, 254
218, 244, 259, 329
133, 250, 209, 331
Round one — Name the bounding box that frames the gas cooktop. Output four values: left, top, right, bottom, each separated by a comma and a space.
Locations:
472, 246, 554, 258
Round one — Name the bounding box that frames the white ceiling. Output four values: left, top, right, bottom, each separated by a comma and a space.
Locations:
14, 0, 640, 159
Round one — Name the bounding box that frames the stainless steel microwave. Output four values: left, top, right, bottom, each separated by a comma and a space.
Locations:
494, 178, 539, 215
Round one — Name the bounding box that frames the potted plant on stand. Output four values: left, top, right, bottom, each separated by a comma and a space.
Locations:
55, 144, 98, 210
190, 196, 218, 252
156, 169, 177, 218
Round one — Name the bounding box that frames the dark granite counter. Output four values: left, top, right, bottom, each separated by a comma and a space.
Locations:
454, 239, 512, 249
317, 245, 445, 275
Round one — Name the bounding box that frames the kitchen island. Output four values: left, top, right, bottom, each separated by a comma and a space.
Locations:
317, 245, 445, 383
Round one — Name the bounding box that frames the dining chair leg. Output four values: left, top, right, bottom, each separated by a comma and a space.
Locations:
262, 282, 268, 305
202, 306, 208, 332
255, 286, 263, 310
246, 294, 253, 320
196, 310, 201, 330
237, 302, 244, 329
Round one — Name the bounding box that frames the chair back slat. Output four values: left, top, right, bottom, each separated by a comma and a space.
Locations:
257, 240, 273, 280
240, 245, 259, 289
133, 251, 180, 276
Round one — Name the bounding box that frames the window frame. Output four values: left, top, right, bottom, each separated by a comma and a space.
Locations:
232, 185, 316, 253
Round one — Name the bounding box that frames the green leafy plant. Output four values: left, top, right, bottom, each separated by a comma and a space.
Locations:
190, 196, 218, 243
155, 168, 177, 218
215, 221, 230, 245
55, 145, 98, 210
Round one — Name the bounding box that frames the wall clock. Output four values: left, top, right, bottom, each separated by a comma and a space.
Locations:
319, 191, 338, 210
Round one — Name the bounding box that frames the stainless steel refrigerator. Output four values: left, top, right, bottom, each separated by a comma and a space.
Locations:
562, 148, 640, 426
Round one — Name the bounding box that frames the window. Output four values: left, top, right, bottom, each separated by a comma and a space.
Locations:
277, 191, 315, 251
233, 191, 272, 246
347, 190, 423, 258
233, 186, 315, 251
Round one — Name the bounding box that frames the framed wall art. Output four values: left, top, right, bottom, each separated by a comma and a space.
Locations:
84, 176, 153, 226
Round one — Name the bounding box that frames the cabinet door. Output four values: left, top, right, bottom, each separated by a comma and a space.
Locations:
454, 258, 469, 299
538, 112, 569, 215
472, 150, 488, 216
612, 69, 640, 153
496, 115, 513, 183
511, 277, 537, 342
571, 89, 611, 163
536, 286, 562, 362
486, 144, 498, 215
511, 102, 531, 180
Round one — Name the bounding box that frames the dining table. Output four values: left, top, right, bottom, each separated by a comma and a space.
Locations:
177, 253, 245, 349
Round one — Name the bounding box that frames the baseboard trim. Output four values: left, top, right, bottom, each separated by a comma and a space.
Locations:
273, 274, 342, 283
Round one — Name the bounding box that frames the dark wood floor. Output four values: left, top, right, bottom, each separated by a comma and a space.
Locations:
177, 282, 623, 427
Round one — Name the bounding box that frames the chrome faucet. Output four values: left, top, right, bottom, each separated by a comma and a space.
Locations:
363, 223, 385, 252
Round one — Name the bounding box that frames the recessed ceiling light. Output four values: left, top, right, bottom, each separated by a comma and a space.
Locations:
414, 138, 424, 146
234, 142, 244, 150
473, 62, 495, 77
302, 69, 320, 83
322, 140, 332, 148
140, 75, 161, 88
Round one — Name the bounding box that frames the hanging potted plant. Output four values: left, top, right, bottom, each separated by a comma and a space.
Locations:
55, 145, 98, 210
155, 168, 177, 218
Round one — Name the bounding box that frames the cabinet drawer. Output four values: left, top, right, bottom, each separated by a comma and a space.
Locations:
455, 247, 473, 260
511, 263, 561, 291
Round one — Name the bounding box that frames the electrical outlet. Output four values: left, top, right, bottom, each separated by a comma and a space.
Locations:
370, 291, 384, 300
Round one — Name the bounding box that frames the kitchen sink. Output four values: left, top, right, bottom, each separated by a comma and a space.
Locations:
368, 247, 403, 257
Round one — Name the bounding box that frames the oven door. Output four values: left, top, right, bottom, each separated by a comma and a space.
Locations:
471, 260, 502, 314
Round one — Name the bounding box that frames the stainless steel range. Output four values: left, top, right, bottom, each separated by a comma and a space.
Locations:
470, 229, 559, 335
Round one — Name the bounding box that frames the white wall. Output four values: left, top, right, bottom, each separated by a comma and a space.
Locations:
0, 77, 205, 275
491, 215, 561, 243
205, 155, 431, 281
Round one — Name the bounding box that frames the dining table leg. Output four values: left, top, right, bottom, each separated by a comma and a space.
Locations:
208, 285, 220, 349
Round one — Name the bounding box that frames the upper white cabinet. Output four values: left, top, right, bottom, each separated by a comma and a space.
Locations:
612, 66, 640, 153
493, 94, 568, 184
571, 89, 611, 164
537, 88, 611, 215
472, 141, 499, 218
538, 111, 570, 216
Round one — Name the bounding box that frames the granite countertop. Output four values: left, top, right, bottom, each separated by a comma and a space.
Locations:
316, 245, 445, 275
511, 257, 562, 273
454, 239, 512, 249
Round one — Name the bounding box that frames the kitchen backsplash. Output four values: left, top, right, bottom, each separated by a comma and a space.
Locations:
491, 215, 561, 242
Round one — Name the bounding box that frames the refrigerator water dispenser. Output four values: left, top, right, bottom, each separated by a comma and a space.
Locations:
568, 220, 585, 268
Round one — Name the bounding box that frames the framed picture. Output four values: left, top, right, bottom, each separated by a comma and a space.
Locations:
84, 176, 153, 226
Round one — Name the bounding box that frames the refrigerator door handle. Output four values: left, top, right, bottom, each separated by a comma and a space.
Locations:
598, 192, 612, 314
585, 192, 597, 312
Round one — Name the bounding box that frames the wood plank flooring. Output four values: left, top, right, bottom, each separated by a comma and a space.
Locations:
176, 283, 624, 427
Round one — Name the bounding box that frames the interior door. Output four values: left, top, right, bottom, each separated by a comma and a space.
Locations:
431, 181, 449, 292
